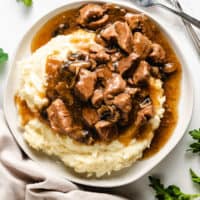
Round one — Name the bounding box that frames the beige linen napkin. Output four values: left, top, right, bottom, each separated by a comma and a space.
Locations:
0, 110, 127, 200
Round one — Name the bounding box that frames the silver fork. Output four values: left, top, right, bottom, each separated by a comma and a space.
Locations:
134, 0, 200, 28
168, 0, 200, 53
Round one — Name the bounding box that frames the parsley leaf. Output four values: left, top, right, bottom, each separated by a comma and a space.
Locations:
188, 129, 200, 153
0, 48, 8, 64
17, 0, 32, 7
149, 176, 200, 200
190, 169, 200, 185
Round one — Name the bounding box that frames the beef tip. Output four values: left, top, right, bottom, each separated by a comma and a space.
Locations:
89, 44, 104, 53
77, 4, 108, 29
91, 88, 104, 107
113, 93, 132, 126
47, 99, 93, 143
162, 63, 177, 74
104, 73, 126, 97
96, 66, 112, 81
55, 82, 74, 106
101, 21, 133, 53
132, 32, 152, 59
90, 49, 110, 63
149, 43, 166, 63
82, 107, 99, 127
110, 51, 123, 62
125, 87, 140, 97
75, 68, 97, 101
113, 93, 132, 113
133, 61, 150, 85
117, 52, 139, 75
135, 103, 153, 127
95, 120, 118, 142
95, 34, 107, 47
46, 56, 62, 78
47, 99, 73, 134
125, 13, 156, 39
114, 21, 133, 53
101, 24, 118, 42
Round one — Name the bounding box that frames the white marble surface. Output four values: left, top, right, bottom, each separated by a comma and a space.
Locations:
0, 0, 200, 199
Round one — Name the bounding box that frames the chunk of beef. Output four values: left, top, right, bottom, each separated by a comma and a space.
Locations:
104, 73, 126, 97
77, 4, 108, 29
95, 34, 107, 47
110, 51, 123, 62
90, 49, 110, 63
75, 69, 97, 101
133, 61, 150, 85
125, 87, 140, 97
101, 24, 118, 41
113, 93, 132, 126
132, 32, 152, 59
101, 21, 133, 53
82, 107, 99, 127
135, 103, 153, 128
125, 13, 156, 38
114, 21, 133, 53
113, 93, 132, 113
47, 99, 93, 143
89, 44, 104, 53
117, 52, 139, 75
149, 43, 166, 63
91, 88, 104, 107
55, 82, 74, 106
95, 120, 118, 142
46, 56, 62, 78
96, 66, 112, 80
47, 99, 73, 134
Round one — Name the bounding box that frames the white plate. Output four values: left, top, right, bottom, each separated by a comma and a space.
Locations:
3, 0, 194, 187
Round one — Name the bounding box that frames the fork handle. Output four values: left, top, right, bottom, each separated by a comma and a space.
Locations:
156, 3, 200, 29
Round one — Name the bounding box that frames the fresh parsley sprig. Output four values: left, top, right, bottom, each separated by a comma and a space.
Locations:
190, 169, 200, 185
0, 48, 8, 64
17, 0, 32, 7
188, 129, 200, 153
149, 176, 200, 200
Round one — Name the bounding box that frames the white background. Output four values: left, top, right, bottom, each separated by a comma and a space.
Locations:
0, 0, 200, 199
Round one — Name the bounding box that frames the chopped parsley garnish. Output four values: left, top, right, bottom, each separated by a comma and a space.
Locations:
17, 0, 32, 7
149, 176, 200, 200
190, 169, 200, 185
0, 48, 8, 64
188, 129, 200, 153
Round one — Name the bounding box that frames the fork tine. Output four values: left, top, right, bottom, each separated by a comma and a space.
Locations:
169, 0, 200, 53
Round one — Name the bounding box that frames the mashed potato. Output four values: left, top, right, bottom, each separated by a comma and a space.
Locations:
16, 30, 165, 177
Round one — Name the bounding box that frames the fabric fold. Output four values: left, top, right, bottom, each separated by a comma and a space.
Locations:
0, 111, 126, 200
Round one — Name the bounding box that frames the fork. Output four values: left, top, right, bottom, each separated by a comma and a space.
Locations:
168, 0, 200, 53
134, 0, 200, 29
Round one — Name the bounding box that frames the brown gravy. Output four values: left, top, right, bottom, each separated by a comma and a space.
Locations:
30, 6, 181, 158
